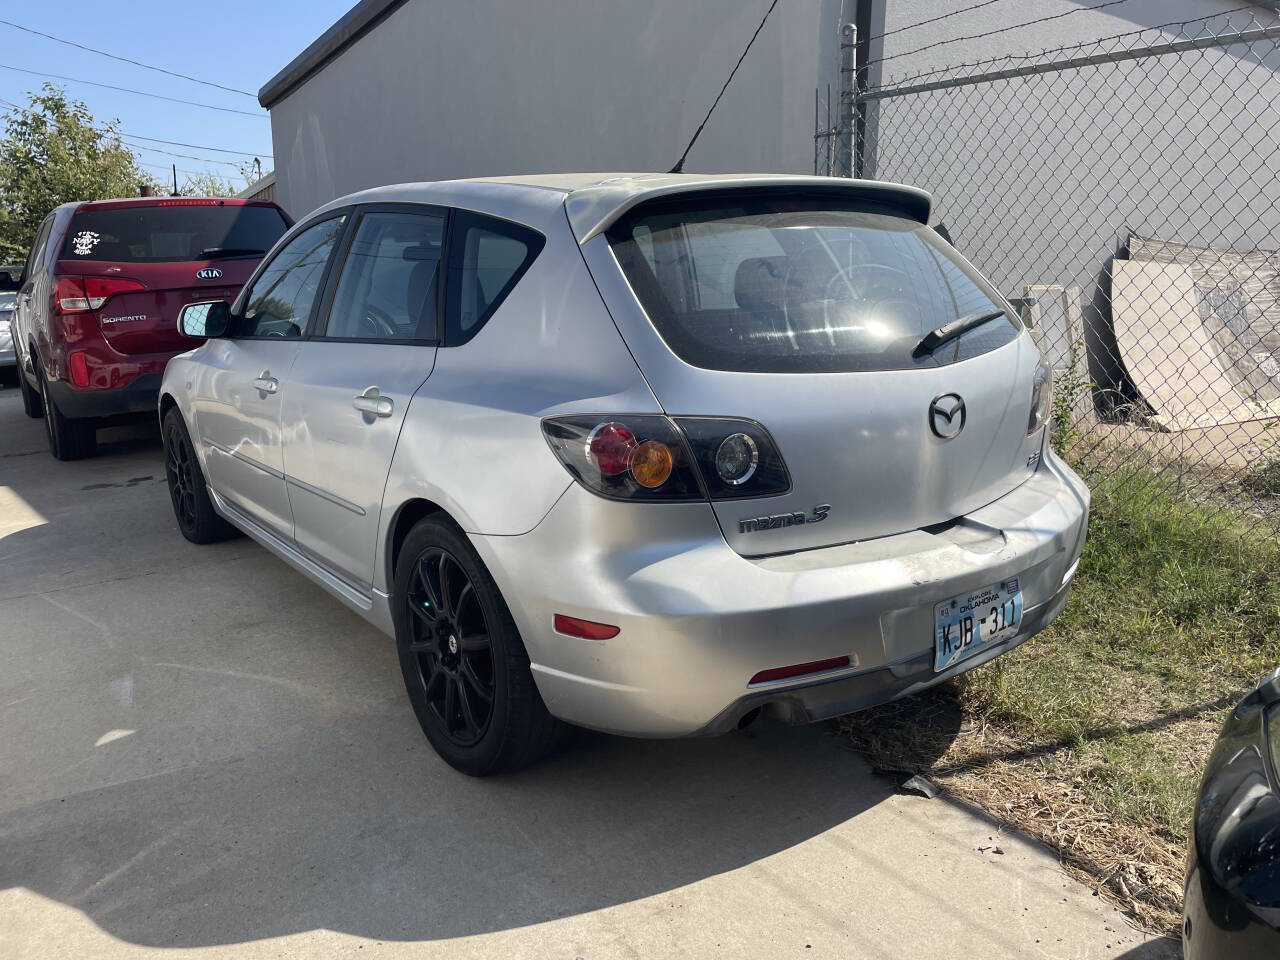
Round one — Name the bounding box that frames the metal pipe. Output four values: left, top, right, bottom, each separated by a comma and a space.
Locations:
861, 24, 1280, 101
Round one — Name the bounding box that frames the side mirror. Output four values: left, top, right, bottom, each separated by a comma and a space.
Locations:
179, 300, 230, 338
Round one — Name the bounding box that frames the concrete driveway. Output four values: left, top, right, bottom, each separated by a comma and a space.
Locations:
0, 387, 1177, 959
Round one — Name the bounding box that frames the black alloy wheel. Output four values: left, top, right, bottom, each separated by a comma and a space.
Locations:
160, 407, 237, 544
404, 546, 496, 745
165, 422, 198, 531
393, 515, 563, 775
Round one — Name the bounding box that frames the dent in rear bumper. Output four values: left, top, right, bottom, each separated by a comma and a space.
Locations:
471, 452, 1090, 738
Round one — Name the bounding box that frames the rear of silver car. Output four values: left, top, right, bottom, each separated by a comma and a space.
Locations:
479, 182, 1089, 736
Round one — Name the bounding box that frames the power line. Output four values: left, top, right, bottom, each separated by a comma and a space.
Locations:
0, 63, 266, 117
120, 138, 246, 168
0, 95, 267, 172
862, 0, 1137, 72
0, 19, 256, 98
122, 133, 272, 159
670, 0, 783, 173
0, 99, 271, 156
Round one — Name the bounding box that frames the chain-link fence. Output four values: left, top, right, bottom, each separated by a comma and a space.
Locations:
824, 10, 1280, 534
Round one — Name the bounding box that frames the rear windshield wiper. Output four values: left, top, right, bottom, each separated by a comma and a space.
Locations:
912, 308, 1007, 359
199, 247, 266, 259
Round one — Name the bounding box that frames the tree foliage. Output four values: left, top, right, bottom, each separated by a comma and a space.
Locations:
0, 85, 149, 262
175, 171, 242, 198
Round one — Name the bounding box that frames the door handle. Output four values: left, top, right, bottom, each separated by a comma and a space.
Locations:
352, 386, 393, 418
253, 371, 278, 394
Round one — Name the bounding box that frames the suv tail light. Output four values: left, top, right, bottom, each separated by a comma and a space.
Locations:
55, 275, 145, 314
542, 415, 790, 502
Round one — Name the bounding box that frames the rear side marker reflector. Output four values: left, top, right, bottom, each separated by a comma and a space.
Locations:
68, 351, 89, 387
750, 655, 851, 685
554, 614, 620, 640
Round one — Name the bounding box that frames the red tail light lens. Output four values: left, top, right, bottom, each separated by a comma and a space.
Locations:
55, 276, 91, 313
67, 350, 89, 387
55, 275, 144, 313
553, 614, 620, 640
586, 422, 636, 476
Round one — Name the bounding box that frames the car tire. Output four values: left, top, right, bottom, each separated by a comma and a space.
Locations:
37, 360, 96, 460
393, 515, 563, 776
17, 361, 43, 419
162, 407, 238, 544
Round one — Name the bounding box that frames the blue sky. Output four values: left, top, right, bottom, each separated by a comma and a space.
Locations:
0, 0, 354, 188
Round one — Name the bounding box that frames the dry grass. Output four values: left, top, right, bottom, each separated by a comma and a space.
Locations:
839, 466, 1280, 936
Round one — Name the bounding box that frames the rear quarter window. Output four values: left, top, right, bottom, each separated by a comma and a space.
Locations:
63, 204, 288, 263
607, 194, 1019, 373
443, 211, 544, 346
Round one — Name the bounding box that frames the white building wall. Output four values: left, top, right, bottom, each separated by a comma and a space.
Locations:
269, 0, 852, 218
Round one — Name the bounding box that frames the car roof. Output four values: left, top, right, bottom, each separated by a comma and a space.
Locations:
314, 174, 934, 244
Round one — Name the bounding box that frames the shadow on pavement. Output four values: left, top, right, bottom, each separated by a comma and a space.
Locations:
0, 390, 914, 948
2, 717, 887, 947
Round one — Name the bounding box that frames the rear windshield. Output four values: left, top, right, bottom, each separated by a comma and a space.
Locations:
607, 195, 1019, 373
62, 204, 288, 263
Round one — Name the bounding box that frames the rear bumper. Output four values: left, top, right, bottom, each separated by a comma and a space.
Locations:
473, 451, 1090, 738
46, 372, 163, 419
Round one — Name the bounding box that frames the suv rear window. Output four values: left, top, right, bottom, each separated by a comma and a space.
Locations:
62, 204, 288, 263
607, 194, 1019, 373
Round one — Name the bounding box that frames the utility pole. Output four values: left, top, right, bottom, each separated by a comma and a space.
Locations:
836, 22, 857, 177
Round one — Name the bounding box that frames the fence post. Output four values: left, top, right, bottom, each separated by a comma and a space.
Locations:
836, 22, 856, 177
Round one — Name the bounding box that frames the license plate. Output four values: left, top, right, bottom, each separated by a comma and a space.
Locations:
934, 577, 1023, 672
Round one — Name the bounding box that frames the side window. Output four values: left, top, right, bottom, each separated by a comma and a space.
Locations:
321, 210, 444, 341
235, 215, 346, 338
443, 211, 544, 345
24, 216, 53, 283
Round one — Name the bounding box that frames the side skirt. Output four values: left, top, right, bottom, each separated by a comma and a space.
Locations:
208, 486, 396, 637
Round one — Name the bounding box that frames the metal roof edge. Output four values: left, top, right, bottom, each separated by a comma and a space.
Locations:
258, 0, 408, 110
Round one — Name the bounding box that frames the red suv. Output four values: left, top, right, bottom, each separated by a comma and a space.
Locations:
12, 196, 291, 459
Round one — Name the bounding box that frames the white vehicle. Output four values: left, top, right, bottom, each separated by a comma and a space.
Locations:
159, 174, 1089, 775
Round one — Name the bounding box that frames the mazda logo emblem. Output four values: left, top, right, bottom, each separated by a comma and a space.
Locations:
196, 267, 223, 280
929, 393, 966, 439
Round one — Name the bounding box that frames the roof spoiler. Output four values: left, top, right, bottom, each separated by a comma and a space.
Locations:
565, 175, 933, 244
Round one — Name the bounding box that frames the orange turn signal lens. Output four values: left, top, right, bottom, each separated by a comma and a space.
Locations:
629, 440, 673, 488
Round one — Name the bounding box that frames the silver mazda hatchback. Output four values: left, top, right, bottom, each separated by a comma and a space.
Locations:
160, 174, 1089, 775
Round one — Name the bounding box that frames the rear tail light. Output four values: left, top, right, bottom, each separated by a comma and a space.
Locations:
543, 415, 701, 502
542, 415, 790, 502
675, 418, 790, 499
67, 350, 89, 387
55, 275, 144, 314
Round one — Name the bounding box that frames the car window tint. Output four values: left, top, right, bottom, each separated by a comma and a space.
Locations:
443, 211, 544, 345
236, 216, 346, 338
61, 205, 287, 263
608, 195, 1019, 373
323, 211, 443, 341
25, 216, 53, 280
